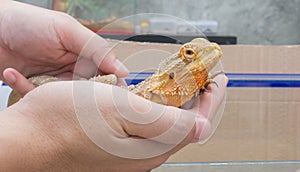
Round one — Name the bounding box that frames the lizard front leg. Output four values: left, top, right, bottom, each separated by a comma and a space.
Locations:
89, 74, 118, 85
198, 71, 225, 95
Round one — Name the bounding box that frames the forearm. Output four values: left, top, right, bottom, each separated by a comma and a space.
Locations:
0, 109, 29, 170
0, 108, 65, 171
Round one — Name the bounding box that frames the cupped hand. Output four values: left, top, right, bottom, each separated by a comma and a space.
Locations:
0, 1, 128, 82
2, 68, 227, 171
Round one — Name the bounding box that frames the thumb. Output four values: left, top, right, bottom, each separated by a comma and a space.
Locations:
118, 76, 228, 144
3, 68, 35, 97
74, 83, 211, 159
97, 86, 211, 144
122, 103, 211, 144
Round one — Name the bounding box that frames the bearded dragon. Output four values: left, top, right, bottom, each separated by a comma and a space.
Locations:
8, 38, 222, 107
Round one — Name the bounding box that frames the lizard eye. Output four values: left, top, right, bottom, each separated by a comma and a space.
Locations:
185, 49, 194, 56
180, 47, 196, 60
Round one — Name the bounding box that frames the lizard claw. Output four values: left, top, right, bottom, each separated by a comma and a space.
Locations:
205, 79, 219, 88
205, 71, 226, 89
196, 71, 225, 96
198, 87, 209, 95
198, 79, 217, 95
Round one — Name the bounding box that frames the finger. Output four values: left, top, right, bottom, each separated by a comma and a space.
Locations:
71, 58, 98, 78
82, 37, 129, 78
41, 57, 98, 80
74, 83, 212, 159
3, 68, 35, 96
191, 74, 228, 120
58, 16, 129, 77
159, 116, 210, 158
95, 85, 212, 144
116, 78, 128, 86
54, 72, 85, 80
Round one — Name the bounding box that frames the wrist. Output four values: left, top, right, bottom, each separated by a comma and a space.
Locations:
0, 108, 67, 170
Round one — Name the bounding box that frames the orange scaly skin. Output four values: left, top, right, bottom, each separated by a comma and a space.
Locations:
8, 38, 222, 107
130, 38, 222, 107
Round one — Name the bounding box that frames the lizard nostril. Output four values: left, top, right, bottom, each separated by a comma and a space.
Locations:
169, 72, 175, 79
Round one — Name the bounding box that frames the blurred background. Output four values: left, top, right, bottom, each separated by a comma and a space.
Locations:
5, 1, 300, 171
16, 0, 300, 45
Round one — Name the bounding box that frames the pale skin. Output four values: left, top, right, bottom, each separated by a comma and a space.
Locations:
0, 1, 228, 171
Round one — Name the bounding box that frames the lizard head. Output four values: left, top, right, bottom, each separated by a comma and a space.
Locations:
179, 38, 222, 72
138, 38, 223, 107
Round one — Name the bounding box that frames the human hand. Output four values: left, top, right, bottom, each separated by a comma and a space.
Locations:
0, 1, 128, 82
1, 69, 227, 171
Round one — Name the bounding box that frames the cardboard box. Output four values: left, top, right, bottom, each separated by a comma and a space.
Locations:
107, 39, 300, 162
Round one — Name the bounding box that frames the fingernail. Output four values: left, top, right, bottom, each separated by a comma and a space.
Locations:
192, 117, 211, 143
115, 59, 129, 77
4, 70, 16, 85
